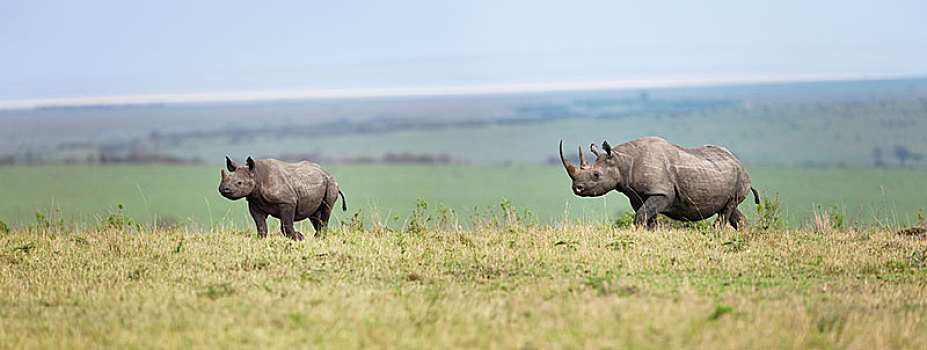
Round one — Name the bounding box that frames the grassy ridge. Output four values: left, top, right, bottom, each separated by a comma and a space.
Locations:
1, 164, 926, 229
1, 219, 925, 348
156, 99, 927, 167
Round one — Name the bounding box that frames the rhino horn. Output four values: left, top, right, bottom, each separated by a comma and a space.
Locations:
221, 169, 228, 180
559, 140, 578, 179
578, 146, 590, 168
226, 156, 237, 172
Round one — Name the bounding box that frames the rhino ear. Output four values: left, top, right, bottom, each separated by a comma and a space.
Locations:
246, 157, 256, 172
226, 156, 237, 172
590, 143, 601, 156
602, 141, 612, 155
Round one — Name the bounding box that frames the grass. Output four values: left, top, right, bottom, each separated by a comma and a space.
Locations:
1, 209, 925, 348
1, 164, 926, 229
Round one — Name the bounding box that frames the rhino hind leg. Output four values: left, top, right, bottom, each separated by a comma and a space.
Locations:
728, 208, 746, 229
309, 205, 333, 237
635, 195, 672, 229
311, 187, 338, 236
714, 204, 746, 230
309, 217, 321, 235
309, 215, 326, 236
714, 211, 729, 229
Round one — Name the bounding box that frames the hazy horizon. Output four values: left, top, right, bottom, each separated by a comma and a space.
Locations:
4, 74, 918, 110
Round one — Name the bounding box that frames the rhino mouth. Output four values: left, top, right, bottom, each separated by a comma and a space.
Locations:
219, 187, 245, 200
574, 185, 609, 197
576, 190, 603, 197
221, 193, 243, 199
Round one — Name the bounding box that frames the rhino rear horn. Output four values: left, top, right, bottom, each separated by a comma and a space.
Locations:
578, 146, 590, 168
221, 169, 228, 180
226, 156, 237, 172
559, 140, 578, 179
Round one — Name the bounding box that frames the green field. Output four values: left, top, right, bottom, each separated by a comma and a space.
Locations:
2, 164, 925, 231
1, 221, 925, 348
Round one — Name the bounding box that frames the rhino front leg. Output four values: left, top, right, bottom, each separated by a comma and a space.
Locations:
278, 204, 304, 241
634, 195, 671, 229
248, 202, 269, 238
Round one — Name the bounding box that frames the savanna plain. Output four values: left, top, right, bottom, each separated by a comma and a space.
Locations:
1, 206, 926, 348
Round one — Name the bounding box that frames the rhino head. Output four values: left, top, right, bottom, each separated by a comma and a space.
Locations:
560, 140, 622, 197
219, 156, 258, 200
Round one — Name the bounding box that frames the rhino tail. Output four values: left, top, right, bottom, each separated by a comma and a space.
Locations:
751, 187, 760, 205
338, 190, 347, 211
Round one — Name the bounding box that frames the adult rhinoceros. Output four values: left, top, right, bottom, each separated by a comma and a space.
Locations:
560, 137, 758, 229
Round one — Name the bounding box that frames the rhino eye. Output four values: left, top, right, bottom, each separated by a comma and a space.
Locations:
236, 181, 242, 185
593, 172, 600, 179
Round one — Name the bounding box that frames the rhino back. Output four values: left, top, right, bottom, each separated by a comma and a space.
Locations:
286, 162, 330, 192
254, 160, 328, 204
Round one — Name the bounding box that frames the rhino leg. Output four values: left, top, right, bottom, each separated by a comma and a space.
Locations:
310, 217, 324, 236
309, 210, 326, 236
311, 186, 338, 236
248, 202, 268, 238
715, 200, 745, 230
728, 208, 745, 230
278, 204, 304, 241
714, 211, 728, 229
634, 195, 672, 229
310, 209, 332, 237
714, 205, 734, 229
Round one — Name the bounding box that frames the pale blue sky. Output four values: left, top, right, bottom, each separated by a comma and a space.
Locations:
1, 0, 925, 100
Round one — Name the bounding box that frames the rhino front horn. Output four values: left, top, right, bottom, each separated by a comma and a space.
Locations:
559, 140, 578, 179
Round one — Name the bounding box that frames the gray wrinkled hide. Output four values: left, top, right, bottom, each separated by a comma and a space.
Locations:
219, 157, 344, 240
562, 137, 757, 229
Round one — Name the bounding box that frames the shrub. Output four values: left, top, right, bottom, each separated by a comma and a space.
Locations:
755, 192, 785, 230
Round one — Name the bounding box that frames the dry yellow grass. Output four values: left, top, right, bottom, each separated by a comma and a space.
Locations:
1, 217, 925, 349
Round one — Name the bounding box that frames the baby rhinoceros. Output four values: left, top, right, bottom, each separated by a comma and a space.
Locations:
560, 137, 759, 229
219, 156, 346, 240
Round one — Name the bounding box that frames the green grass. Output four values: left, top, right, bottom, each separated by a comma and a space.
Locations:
1, 218, 925, 348
2, 164, 926, 231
